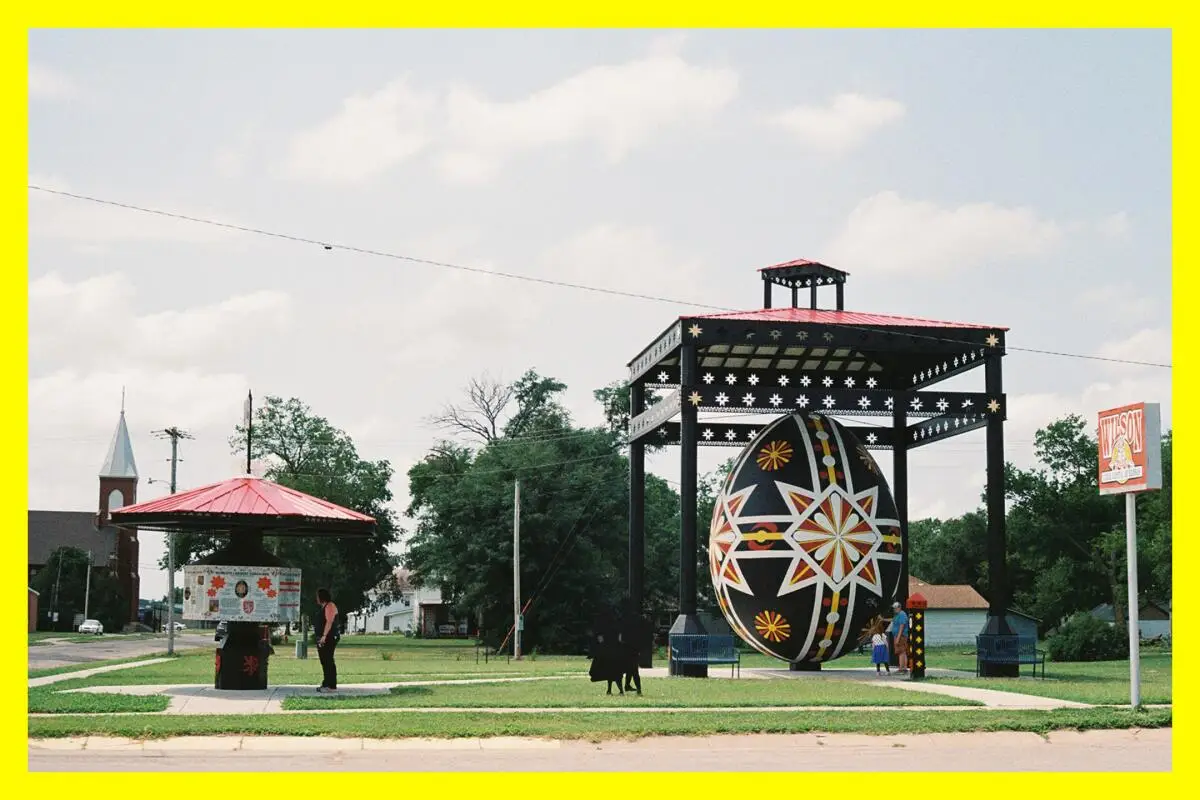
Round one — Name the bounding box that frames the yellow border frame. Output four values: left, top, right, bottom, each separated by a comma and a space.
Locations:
10, 11, 1183, 792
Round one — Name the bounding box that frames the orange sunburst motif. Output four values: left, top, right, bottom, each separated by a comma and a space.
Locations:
756, 440, 794, 471
754, 610, 791, 642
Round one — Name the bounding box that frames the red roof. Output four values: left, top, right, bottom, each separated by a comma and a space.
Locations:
686, 307, 1006, 330
758, 258, 844, 272
110, 475, 375, 535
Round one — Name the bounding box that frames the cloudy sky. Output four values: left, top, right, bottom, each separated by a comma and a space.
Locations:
29, 29, 1171, 602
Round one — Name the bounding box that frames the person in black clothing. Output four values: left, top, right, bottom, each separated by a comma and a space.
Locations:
619, 613, 644, 696
315, 587, 340, 693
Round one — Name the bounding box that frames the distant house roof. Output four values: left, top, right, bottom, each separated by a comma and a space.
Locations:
909, 576, 989, 610
1090, 601, 1170, 621
27, 511, 118, 568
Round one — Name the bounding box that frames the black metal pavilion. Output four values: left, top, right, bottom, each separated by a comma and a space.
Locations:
625, 260, 1018, 677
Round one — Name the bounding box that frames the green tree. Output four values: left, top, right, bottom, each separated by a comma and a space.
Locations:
907, 512, 988, 588
31, 547, 126, 632
167, 396, 400, 626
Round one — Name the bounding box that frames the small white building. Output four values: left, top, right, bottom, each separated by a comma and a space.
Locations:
909, 576, 1040, 645
347, 568, 444, 635
1089, 600, 1171, 639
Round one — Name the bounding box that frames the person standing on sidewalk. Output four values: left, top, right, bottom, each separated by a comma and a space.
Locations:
889, 601, 909, 673
316, 588, 340, 693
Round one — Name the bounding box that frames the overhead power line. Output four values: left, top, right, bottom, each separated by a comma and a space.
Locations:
29, 185, 1171, 369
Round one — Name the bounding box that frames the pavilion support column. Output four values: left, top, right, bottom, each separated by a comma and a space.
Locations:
670, 341, 706, 676
763, 280, 772, 309
628, 381, 651, 668
892, 391, 909, 668
791, 283, 799, 308
810, 284, 818, 309
979, 350, 1017, 676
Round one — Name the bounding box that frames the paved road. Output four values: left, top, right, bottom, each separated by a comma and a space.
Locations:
29, 729, 1170, 772
29, 632, 213, 671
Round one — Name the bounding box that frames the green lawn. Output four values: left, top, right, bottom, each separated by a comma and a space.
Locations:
929, 652, 1173, 705
283, 674, 979, 710
46, 636, 588, 689
26, 707, 1170, 741
28, 688, 169, 714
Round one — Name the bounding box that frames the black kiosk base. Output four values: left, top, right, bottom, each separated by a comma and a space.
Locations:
215, 621, 272, 690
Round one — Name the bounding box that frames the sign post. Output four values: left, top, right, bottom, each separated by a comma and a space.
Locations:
1097, 402, 1163, 710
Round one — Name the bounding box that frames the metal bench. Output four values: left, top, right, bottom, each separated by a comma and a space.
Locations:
669, 633, 741, 677
976, 634, 1047, 678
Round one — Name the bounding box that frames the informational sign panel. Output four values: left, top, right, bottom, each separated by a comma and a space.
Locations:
1097, 402, 1163, 495
181, 565, 302, 622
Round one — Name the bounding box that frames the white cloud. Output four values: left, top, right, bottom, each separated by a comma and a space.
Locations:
767, 93, 905, 154
1097, 211, 1132, 239
821, 191, 1064, 274
29, 271, 292, 371
1095, 327, 1172, 368
542, 223, 703, 302
279, 47, 738, 186
282, 75, 436, 185
438, 51, 738, 183
29, 63, 79, 101
1076, 284, 1157, 324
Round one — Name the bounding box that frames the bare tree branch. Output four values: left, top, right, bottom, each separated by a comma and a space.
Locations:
426, 374, 515, 445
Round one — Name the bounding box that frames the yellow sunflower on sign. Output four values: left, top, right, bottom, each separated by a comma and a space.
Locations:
756, 440, 794, 471
754, 610, 791, 642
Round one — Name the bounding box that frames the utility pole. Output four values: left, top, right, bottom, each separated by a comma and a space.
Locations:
50, 550, 64, 629
153, 426, 193, 655
83, 551, 93, 622
513, 479, 521, 660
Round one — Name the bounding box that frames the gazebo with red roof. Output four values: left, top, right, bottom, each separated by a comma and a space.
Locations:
111, 475, 376, 690
625, 259, 1016, 677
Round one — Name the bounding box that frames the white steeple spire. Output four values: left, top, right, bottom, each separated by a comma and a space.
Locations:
100, 406, 139, 479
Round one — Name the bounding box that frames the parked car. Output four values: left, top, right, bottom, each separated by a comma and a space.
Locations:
161, 622, 186, 633
78, 619, 104, 635
214, 621, 228, 642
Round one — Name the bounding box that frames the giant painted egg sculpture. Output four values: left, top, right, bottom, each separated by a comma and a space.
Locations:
709, 412, 904, 665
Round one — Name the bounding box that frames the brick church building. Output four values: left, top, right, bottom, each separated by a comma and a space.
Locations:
28, 408, 141, 628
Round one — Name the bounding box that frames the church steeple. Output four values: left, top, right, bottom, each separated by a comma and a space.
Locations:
100, 409, 139, 480
98, 401, 141, 626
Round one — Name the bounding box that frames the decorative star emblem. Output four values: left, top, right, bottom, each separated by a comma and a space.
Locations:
657, 371, 669, 383
934, 365, 941, 375
702, 428, 714, 440
987, 399, 1001, 413
823, 332, 834, 342
725, 430, 737, 441
800, 375, 812, 387
866, 378, 878, 389
747, 430, 758, 439
743, 393, 756, 406
778, 375, 790, 386
910, 398, 923, 411
823, 395, 836, 408
866, 433, 878, 444
770, 329, 782, 340
970, 351, 978, 360
796, 331, 809, 341
920, 428, 927, 439
688, 392, 703, 406
702, 373, 715, 384
858, 396, 871, 409
954, 418, 961, 428
689, 324, 703, 338
985, 333, 1000, 347
796, 395, 810, 408
913, 430, 919, 440
748, 374, 760, 386
769, 394, 783, 407
953, 357, 960, 367
844, 377, 856, 388
962, 399, 973, 408
658, 428, 668, 437
726, 374, 738, 385
936, 398, 949, 412
822, 376, 834, 387
885, 397, 894, 410
942, 361, 949, 371
715, 392, 730, 406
